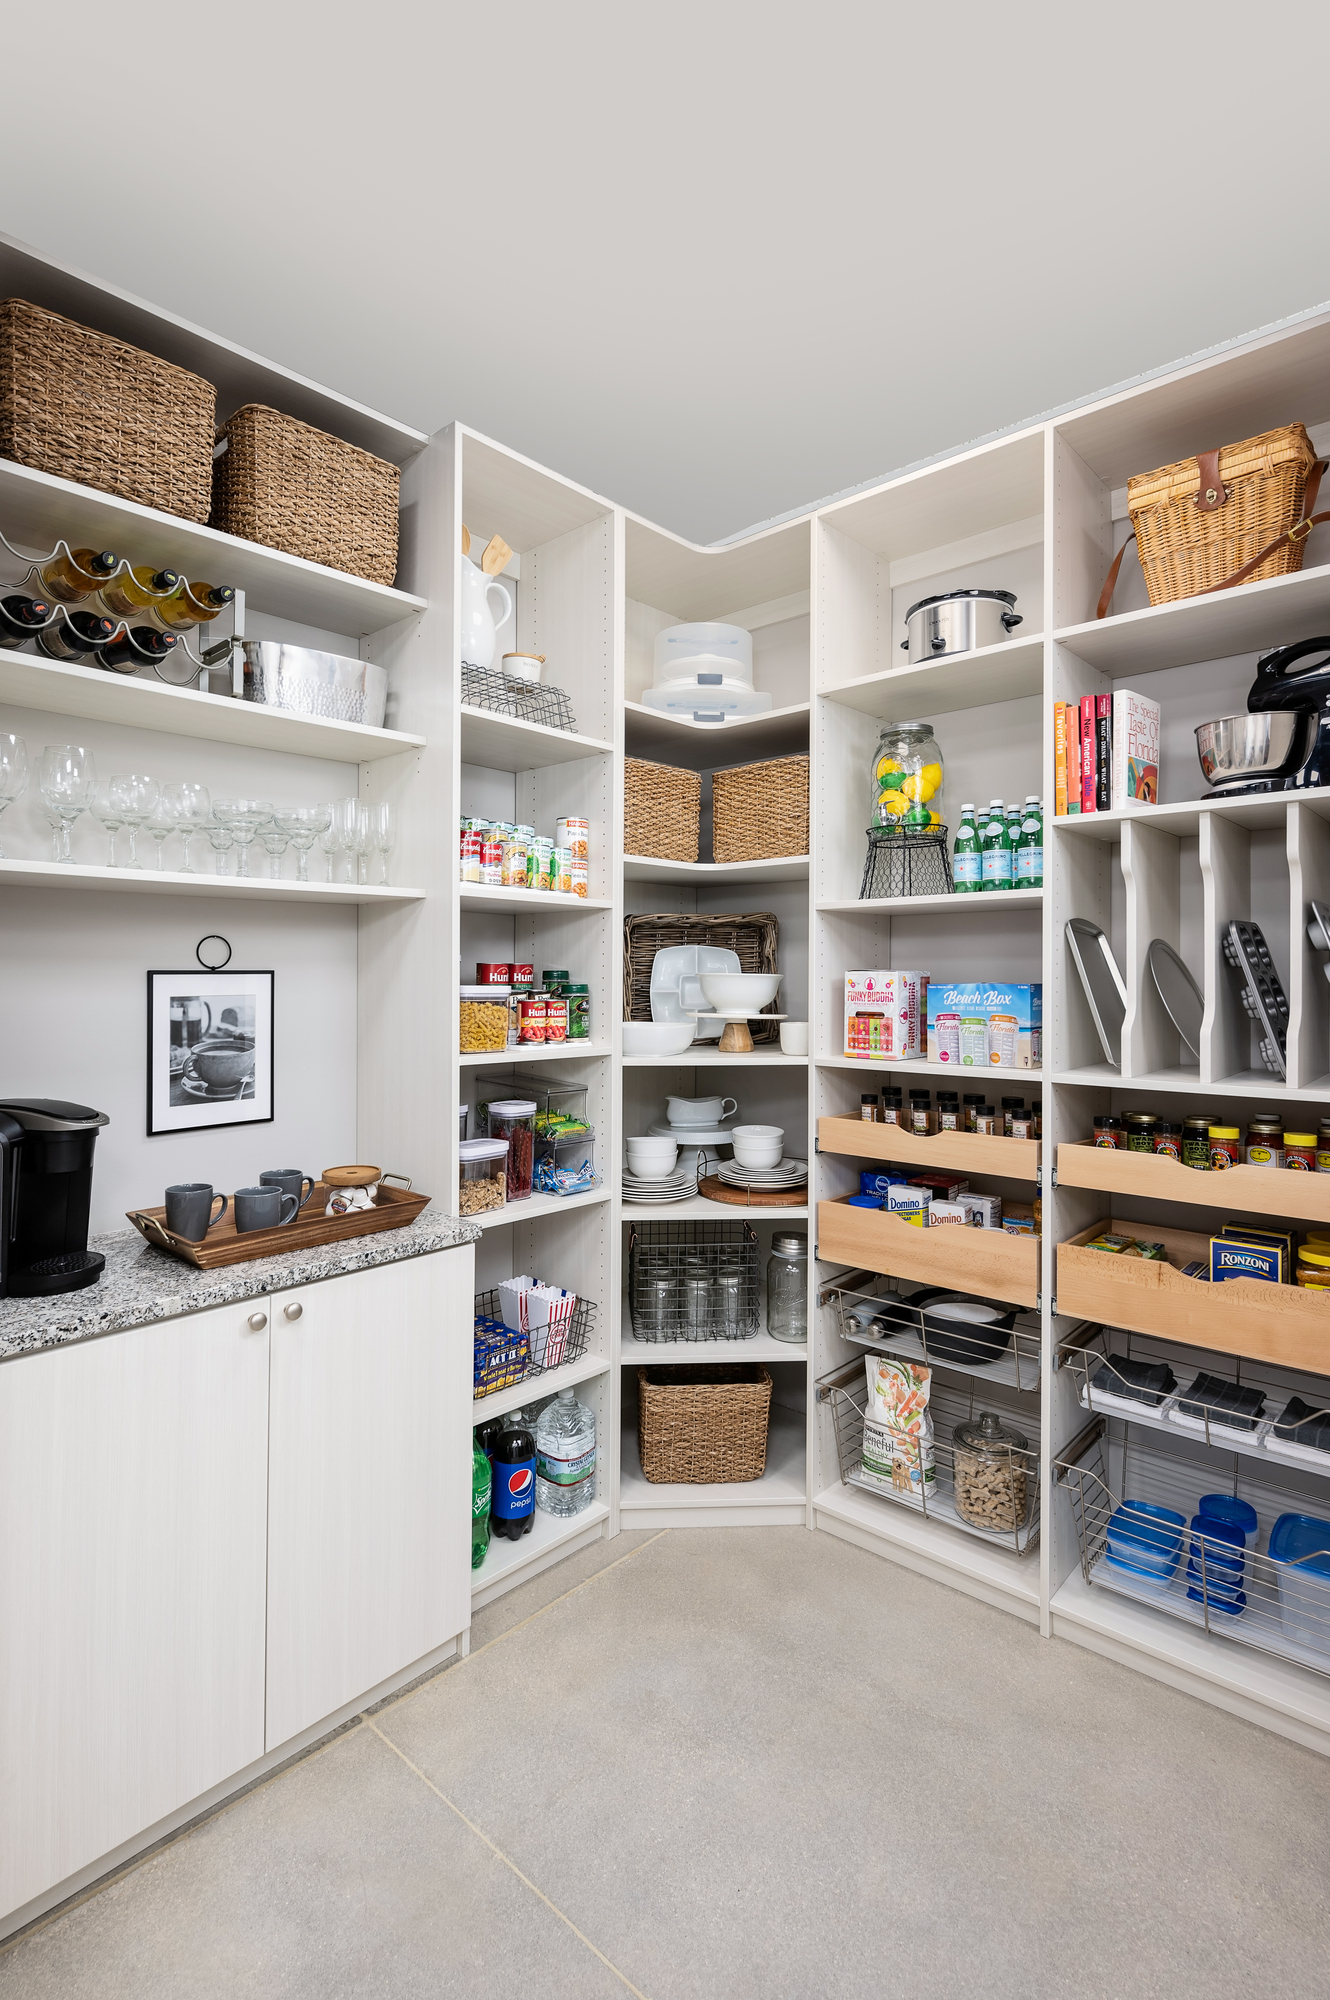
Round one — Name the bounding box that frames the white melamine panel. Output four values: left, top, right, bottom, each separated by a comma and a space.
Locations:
519, 516, 614, 746
819, 429, 1045, 564
460, 429, 611, 554
265, 1250, 473, 1752
814, 516, 887, 691
0, 1303, 269, 1920
1122, 817, 1195, 1079
1287, 805, 1330, 1090
624, 516, 810, 625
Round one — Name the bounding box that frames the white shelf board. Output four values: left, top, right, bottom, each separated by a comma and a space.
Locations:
618, 1403, 807, 1527
0, 858, 423, 903
623, 514, 811, 624
459, 707, 613, 773
472, 1350, 611, 1423
0, 645, 424, 761
469, 1186, 611, 1230
816, 1053, 1041, 1084
813, 1480, 1040, 1611
621, 1332, 808, 1364
0, 458, 425, 637
1052, 793, 1319, 841
1050, 1064, 1327, 1104
471, 1498, 610, 1604
817, 427, 1045, 563
620, 1197, 808, 1221
818, 888, 1042, 915
623, 1050, 808, 1068
623, 701, 810, 766
624, 852, 809, 886
1055, 560, 1330, 675
458, 882, 612, 914
820, 634, 1043, 722
459, 1043, 612, 1069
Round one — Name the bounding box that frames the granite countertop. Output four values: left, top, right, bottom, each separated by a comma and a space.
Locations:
0, 1206, 481, 1361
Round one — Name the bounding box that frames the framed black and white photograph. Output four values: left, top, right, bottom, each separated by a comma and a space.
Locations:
147, 970, 274, 1135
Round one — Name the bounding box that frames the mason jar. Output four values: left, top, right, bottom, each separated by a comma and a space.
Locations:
870, 721, 944, 832
766, 1232, 808, 1343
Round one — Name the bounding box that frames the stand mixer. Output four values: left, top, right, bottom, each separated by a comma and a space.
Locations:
1196, 637, 1330, 796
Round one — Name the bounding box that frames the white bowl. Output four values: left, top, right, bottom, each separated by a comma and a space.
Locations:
779, 1021, 809, 1055
730, 1123, 783, 1169
622, 1021, 696, 1057
698, 972, 782, 1016
626, 1137, 679, 1181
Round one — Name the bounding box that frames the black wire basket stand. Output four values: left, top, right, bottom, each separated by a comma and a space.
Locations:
461, 662, 579, 733
859, 825, 952, 900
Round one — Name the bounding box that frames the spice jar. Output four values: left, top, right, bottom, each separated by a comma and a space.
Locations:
860, 1093, 881, 1122
936, 1091, 960, 1131
1154, 1121, 1183, 1160
1297, 1246, 1330, 1289
909, 1089, 934, 1135
1125, 1111, 1158, 1153
953, 1411, 1029, 1532
565, 984, 590, 1040
1285, 1131, 1317, 1171
1094, 1113, 1125, 1149
486, 1099, 537, 1200
1183, 1114, 1218, 1170
1317, 1119, 1330, 1172
458, 1137, 508, 1215
459, 984, 510, 1053
1244, 1116, 1285, 1168
882, 1088, 903, 1126
1209, 1125, 1240, 1169
975, 1103, 996, 1135
1001, 1096, 1024, 1138
963, 1093, 984, 1133
1030, 1099, 1042, 1140
870, 720, 944, 832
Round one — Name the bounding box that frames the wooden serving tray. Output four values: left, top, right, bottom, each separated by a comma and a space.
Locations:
698, 1175, 808, 1208
127, 1179, 429, 1268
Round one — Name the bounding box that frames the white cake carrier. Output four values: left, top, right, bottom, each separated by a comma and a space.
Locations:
640, 621, 773, 719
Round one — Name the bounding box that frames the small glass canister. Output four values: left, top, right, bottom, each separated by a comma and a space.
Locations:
953, 1410, 1029, 1532
766, 1232, 808, 1343
486, 1099, 537, 1199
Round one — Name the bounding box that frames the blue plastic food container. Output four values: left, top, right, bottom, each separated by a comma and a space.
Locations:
1186, 1514, 1246, 1614
1199, 1493, 1259, 1544
1106, 1501, 1184, 1580
1268, 1513, 1330, 1654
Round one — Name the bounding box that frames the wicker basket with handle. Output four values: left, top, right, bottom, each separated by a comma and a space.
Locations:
711, 754, 809, 863
624, 756, 701, 861
211, 404, 401, 586
1098, 423, 1328, 617
637, 1364, 772, 1482
0, 298, 216, 522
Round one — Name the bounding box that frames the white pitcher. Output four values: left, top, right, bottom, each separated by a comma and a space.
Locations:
459, 554, 513, 671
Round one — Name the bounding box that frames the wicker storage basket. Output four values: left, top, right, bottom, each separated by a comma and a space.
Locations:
637, 1364, 772, 1483
0, 298, 216, 522
1099, 423, 1323, 616
211, 404, 401, 585
712, 754, 809, 863
624, 756, 701, 861
624, 910, 780, 1043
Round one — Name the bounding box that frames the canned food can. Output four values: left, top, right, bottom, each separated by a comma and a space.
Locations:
476, 963, 510, 985
510, 963, 534, 990
570, 860, 589, 899
480, 836, 503, 886
556, 816, 589, 861
554, 844, 573, 894
543, 995, 568, 1042
527, 837, 553, 892
518, 998, 547, 1043
501, 834, 528, 889
459, 831, 482, 883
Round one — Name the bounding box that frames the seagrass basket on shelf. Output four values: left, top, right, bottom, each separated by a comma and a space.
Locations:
0, 298, 216, 522
623, 910, 780, 1043
636, 1364, 772, 1483
211, 404, 401, 585
711, 754, 809, 863
624, 756, 701, 862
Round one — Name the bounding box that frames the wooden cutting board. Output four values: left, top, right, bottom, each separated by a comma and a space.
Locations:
697, 1174, 808, 1208
127, 1180, 430, 1267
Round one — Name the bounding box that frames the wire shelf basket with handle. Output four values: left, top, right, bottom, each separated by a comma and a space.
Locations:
461, 661, 578, 733
628, 1220, 760, 1342
820, 1269, 1042, 1394
473, 1286, 595, 1399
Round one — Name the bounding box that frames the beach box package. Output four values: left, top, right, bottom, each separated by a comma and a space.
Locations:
926, 982, 1042, 1071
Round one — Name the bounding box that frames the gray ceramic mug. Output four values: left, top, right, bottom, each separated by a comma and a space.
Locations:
259, 1169, 315, 1212
165, 1183, 228, 1242
234, 1185, 299, 1233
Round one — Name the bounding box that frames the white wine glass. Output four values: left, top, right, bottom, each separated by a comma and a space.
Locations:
0, 734, 29, 858
108, 773, 159, 869
91, 786, 126, 867
213, 798, 272, 880
163, 781, 210, 873
40, 745, 97, 863
259, 822, 290, 880
204, 821, 234, 875
146, 797, 180, 872
274, 804, 330, 884
370, 801, 397, 885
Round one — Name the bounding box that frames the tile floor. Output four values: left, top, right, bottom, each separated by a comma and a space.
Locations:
3, 1525, 1330, 1998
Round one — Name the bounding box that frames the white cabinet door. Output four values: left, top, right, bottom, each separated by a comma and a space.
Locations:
265, 1246, 473, 1751
0, 1302, 269, 1921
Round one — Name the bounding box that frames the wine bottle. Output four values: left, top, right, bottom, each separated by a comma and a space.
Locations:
39, 547, 119, 604
35, 609, 117, 661
153, 579, 235, 631
97, 626, 180, 675
98, 565, 181, 618
0, 593, 54, 643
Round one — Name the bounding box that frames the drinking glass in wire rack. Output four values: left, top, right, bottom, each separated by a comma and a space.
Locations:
627, 1220, 760, 1341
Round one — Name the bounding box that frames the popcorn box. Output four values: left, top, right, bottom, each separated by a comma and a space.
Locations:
927, 982, 1042, 1071
844, 971, 929, 1062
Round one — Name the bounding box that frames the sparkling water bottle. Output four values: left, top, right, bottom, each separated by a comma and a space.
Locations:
535, 1387, 596, 1516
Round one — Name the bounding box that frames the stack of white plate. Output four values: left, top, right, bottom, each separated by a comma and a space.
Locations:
621, 1169, 698, 1205
716, 1157, 808, 1191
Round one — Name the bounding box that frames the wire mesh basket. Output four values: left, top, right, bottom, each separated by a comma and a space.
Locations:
473, 1286, 595, 1399
461, 661, 578, 732
628, 1220, 760, 1341
859, 826, 952, 899
820, 1270, 1042, 1392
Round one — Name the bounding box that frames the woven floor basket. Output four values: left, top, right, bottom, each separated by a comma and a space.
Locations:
712, 754, 810, 863
0, 298, 216, 522
624, 911, 780, 1042
637, 1364, 772, 1483
211, 404, 401, 585
1129, 423, 1319, 605
624, 757, 701, 861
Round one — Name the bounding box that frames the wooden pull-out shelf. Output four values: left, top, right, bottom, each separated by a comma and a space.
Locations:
1057, 1141, 1330, 1226
818, 1116, 1040, 1181
817, 1195, 1039, 1309
1056, 1216, 1330, 1372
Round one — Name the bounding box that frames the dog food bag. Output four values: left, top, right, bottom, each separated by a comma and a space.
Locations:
861, 1355, 935, 1501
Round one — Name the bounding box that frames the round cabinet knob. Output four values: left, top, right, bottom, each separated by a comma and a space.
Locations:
283, 1301, 303, 1321
247, 1312, 267, 1332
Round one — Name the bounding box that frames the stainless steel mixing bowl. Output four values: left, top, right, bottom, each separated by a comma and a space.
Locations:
1195, 711, 1301, 786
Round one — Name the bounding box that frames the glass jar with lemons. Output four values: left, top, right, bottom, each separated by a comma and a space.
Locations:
870, 722, 944, 834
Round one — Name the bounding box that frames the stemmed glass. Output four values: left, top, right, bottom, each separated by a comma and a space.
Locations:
259, 822, 290, 880
369, 802, 397, 885
40, 746, 97, 863
213, 798, 272, 879
275, 804, 331, 884
146, 796, 181, 871
351, 804, 375, 885
320, 798, 358, 882
0, 734, 29, 857
108, 774, 159, 869
162, 782, 211, 873
91, 787, 126, 866
204, 821, 235, 875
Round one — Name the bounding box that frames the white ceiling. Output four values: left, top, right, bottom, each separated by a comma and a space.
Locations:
6, 0, 1329, 545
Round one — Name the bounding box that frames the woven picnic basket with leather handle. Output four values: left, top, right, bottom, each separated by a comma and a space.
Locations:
1098, 422, 1326, 617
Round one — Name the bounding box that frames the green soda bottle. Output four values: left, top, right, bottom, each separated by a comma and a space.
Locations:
952, 803, 980, 893
471, 1440, 492, 1570
980, 800, 1012, 891
1016, 795, 1043, 889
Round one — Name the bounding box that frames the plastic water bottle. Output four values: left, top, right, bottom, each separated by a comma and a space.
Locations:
535, 1388, 596, 1516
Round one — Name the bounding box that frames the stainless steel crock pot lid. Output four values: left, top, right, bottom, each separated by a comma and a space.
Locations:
903, 588, 1018, 622
0, 1099, 110, 1131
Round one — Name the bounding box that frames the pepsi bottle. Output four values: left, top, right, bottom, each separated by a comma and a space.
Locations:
489, 1424, 536, 1540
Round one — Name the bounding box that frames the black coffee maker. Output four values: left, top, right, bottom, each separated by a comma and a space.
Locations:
0, 1099, 110, 1298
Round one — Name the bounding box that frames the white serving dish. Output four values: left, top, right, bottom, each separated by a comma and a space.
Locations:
699, 972, 782, 1015
649, 945, 741, 1042
622, 1021, 696, 1057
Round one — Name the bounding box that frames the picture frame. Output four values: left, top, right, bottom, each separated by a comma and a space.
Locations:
147, 970, 274, 1136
